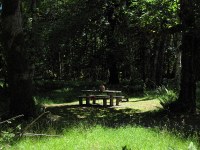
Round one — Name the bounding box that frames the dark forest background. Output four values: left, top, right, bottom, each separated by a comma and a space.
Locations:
0, 0, 200, 117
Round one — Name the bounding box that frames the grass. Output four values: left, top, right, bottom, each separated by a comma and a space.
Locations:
1, 81, 200, 149
10, 125, 199, 150
34, 87, 77, 105
2, 101, 200, 150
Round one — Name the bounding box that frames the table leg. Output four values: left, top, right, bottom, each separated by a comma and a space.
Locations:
92, 97, 96, 104
79, 97, 83, 105
116, 98, 121, 106
110, 95, 113, 106
86, 97, 90, 105
103, 98, 107, 106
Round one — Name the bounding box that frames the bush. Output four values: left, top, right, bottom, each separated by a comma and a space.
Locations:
121, 79, 144, 96
0, 122, 22, 148
156, 86, 177, 110
34, 80, 67, 91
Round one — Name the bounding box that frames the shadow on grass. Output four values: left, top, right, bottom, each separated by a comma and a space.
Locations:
27, 104, 200, 142
30, 80, 200, 142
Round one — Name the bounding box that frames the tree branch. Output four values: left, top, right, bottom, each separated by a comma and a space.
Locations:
0, 114, 24, 125
20, 111, 50, 137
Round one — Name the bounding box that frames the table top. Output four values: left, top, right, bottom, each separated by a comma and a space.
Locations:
81, 89, 121, 93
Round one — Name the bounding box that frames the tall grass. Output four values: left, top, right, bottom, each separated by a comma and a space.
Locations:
10, 125, 198, 150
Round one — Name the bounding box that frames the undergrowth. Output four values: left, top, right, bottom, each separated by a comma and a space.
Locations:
156, 86, 177, 110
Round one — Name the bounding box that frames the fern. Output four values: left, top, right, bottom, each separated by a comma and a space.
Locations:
156, 86, 177, 109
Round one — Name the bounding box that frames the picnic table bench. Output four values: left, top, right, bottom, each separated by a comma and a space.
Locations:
79, 90, 126, 106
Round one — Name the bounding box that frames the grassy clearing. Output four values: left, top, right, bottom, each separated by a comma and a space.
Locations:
10, 125, 198, 150
1, 81, 200, 149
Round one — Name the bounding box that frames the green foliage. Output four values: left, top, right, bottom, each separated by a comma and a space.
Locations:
34, 80, 67, 91
34, 80, 108, 104
0, 122, 22, 148
127, 0, 179, 31
18, 0, 181, 82
156, 86, 177, 110
0, 131, 15, 143
121, 79, 144, 96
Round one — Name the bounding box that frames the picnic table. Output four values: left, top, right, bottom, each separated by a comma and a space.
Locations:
79, 89, 124, 106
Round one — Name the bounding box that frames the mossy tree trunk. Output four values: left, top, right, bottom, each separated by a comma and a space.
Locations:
2, 0, 36, 117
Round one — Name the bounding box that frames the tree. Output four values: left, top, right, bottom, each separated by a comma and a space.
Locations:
106, 1, 120, 85
176, 0, 197, 113
1, 0, 35, 117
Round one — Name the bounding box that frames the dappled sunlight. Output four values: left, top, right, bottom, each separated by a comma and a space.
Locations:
1, 0, 200, 148
115, 98, 163, 112
10, 103, 200, 149
33, 97, 200, 145
2, 92, 200, 149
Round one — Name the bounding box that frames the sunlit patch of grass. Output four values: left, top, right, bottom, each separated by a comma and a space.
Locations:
42, 101, 79, 108
11, 125, 199, 150
114, 97, 162, 113
138, 87, 178, 111
34, 97, 55, 105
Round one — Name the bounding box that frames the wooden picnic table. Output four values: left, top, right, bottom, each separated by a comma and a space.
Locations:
79, 89, 123, 106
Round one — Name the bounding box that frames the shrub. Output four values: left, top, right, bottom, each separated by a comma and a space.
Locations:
156, 86, 177, 110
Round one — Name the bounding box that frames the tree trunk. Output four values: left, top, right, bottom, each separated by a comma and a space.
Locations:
146, 36, 159, 89
177, 0, 196, 113
58, 52, 63, 80
178, 31, 196, 113
175, 49, 181, 89
155, 34, 166, 86
108, 62, 119, 85
2, 0, 36, 117
105, 2, 120, 85
144, 44, 152, 89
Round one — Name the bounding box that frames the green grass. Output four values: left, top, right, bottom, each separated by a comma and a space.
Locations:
10, 125, 198, 150
1, 81, 200, 149
34, 87, 81, 105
